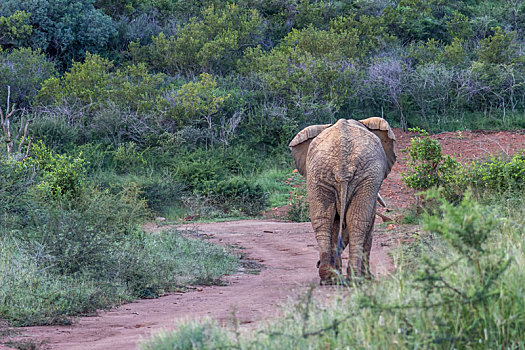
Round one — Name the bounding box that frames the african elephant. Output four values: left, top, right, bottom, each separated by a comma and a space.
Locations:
289, 118, 396, 284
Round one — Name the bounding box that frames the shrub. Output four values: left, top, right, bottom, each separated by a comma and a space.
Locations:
30, 111, 81, 153
0, 225, 238, 326
113, 142, 146, 174
163, 73, 231, 147
284, 170, 309, 222
402, 129, 525, 201
0, 48, 56, 108
91, 170, 185, 214
209, 177, 268, 216
142, 320, 230, 350
29, 141, 86, 201
0, 156, 36, 228
36, 54, 167, 114
465, 152, 525, 194
0, 10, 32, 48
402, 128, 459, 191
129, 4, 262, 75
35, 183, 149, 275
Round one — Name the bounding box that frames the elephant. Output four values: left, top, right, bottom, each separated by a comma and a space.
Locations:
289, 117, 396, 284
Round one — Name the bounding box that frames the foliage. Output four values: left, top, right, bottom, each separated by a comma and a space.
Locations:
29, 141, 86, 201
240, 14, 386, 113
0, 226, 238, 326
403, 129, 525, 201
0, 138, 238, 326
477, 27, 519, 65
402, 128, 459, 191
164, 73, 229, 143
209, 177, 268, 216
383, 0, 467, 43
0, 48, 56, 108
0, 10, 32, 48
465, 152, 525, 194
113, 142, 146, 174
0, 156, 35, 226
0, 0, 116, 67
36, 53, 167, 114
284, 170, 309, 222
142, 320, 230, 350
129, 4, 262, 75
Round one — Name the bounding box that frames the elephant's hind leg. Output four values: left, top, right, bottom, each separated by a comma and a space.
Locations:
361, 208, 375, 278
308, 184, 339, 284
345, 187, 378, 281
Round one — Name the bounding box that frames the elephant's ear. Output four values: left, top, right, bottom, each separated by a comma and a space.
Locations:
289, 124, 331, 177
359, 117, 397, 175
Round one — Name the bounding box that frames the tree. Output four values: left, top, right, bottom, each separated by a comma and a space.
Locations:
168, 73, 230, 148
477, 27, 518, 65
0, 0, 116, 67
0, 48, 56, 108
0, 10, 32, 48
129, 4, 262, 76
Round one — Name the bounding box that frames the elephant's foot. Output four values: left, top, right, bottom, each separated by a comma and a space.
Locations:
318, 252, 344, 285
319, 263, 340, 285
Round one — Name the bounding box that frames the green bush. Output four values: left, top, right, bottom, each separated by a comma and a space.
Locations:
0, 226, 238, 326
284, 170, 309, 222
29, 141, 86, 201
36, 183, 149, 274
142, 320, 230, 350
129, 4, 262, 75
403, 129, 525, 201
36, 54, 167, 113
209, 177, 268, 216
464, 152, 525, 194
0, 10, 32, 48
1, 140, 238, 326
30, 113, 81, 153
113, 142, 146, 174
0, 156, 36, 228
402, 128, 459, 192
0, 48, 56, 108
91, 170, 185, 214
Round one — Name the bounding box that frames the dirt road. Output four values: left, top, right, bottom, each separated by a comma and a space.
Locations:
2, 219, 410, 350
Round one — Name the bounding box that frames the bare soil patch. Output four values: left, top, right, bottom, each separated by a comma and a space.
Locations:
2, 128, 524, 350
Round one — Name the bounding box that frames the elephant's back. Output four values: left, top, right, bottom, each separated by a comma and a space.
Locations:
307, 119, 386, 182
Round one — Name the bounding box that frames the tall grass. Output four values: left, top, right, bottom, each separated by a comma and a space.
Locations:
0, 151, 239, 326
253, 167, 294, 208
0, 228, 238, 326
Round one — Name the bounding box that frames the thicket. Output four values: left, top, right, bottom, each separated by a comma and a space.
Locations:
3, 0, 522, 220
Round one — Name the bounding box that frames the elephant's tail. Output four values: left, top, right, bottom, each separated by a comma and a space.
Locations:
336, 181, 348, 261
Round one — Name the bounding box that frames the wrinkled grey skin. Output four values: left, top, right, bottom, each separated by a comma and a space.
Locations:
289, 118, 396, 284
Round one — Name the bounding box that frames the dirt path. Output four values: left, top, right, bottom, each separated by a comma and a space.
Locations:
2, 220, 411, 350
